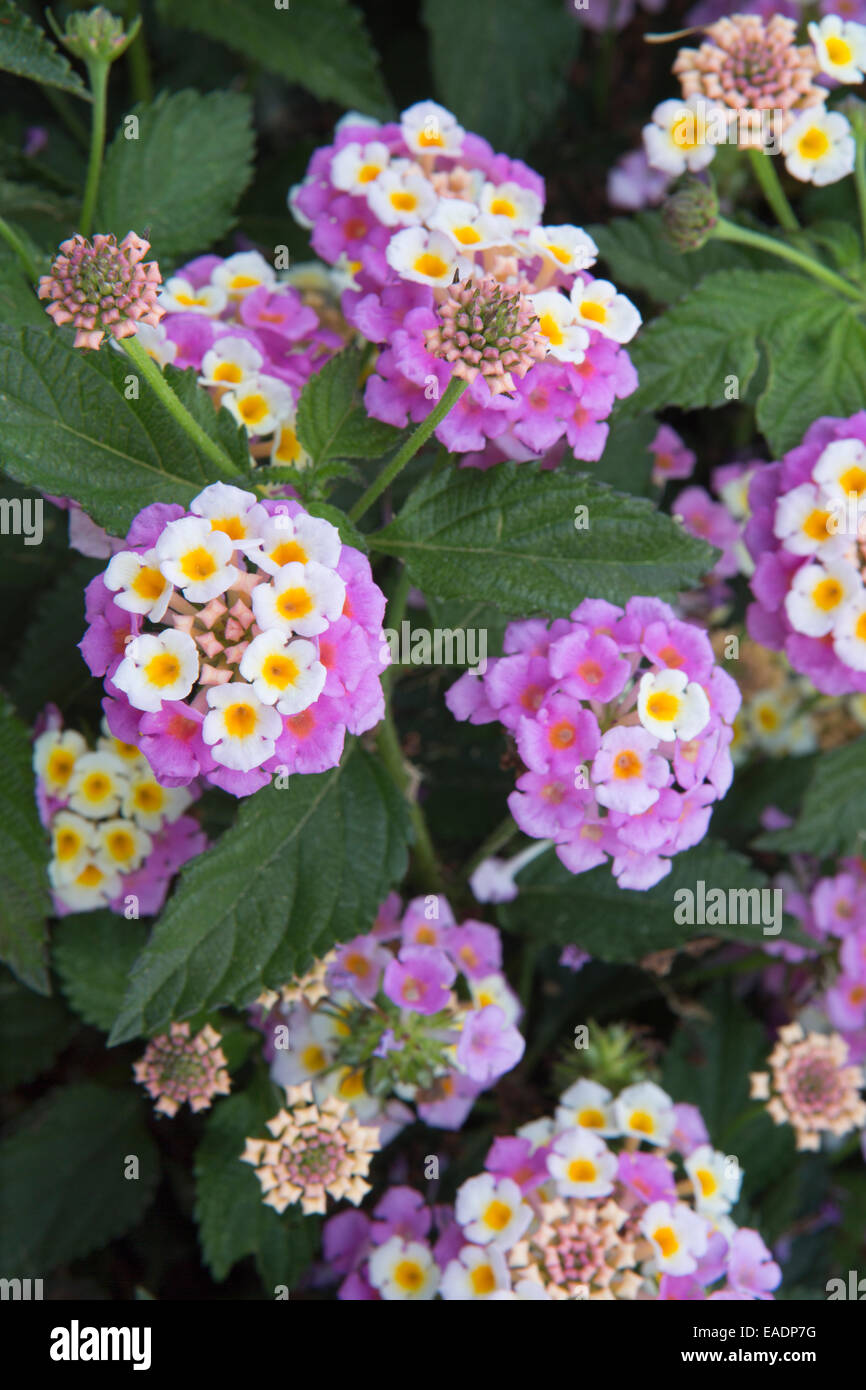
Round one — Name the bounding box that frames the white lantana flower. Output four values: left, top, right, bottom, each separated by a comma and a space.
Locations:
637, 669, 710, 742
112, 629, 200, 713
782, 106, 855, 186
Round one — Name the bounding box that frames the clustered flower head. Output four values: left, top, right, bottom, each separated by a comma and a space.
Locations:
673, 16, 822, 127
33, 707, 205, 915
750, 1022, 866, 1150
147, 252, 348, 469
746, 412, 866, 695
253, 893, 524, 1141
241, 1081, 380, 1215
447, 596, 740, 890
290, 101, 640, 465
38, 231, 163, 350
79, 485, 388, 797
424, 275, 546, 394
133, 1022, 230, 1117
644, 15, 859, 187
327, 1078, 782, 1300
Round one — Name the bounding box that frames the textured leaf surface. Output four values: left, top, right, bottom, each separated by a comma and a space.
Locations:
0, 1084, 158, 1275
0, 970, 76, 1089
97, 90, 254, 261
0, 0, 88, 97
499, 841, 800, 960
109, 748, 412, 1044
422, 0, 579, 155
755, 735, 866, 858
0, 328, 246, 535
53, 913, 149, 1033
370, 462, 716, 614
0, 701, 50, 993
156, 0, 391, 118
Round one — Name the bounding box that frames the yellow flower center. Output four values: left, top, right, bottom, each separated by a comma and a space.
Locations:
132, 566, 166, 601
454, 225, 481, 245
798, 126, 830, 160
696, 1168, 717, 1198
269, 540, 307, 567
180, 547, 218, 582
394, 1260, 425, 1290
223, 703, 257, 738
538, 312, 564, 347
547, 243, 572, 265
839, 464, 866, 495
614, 749, 642, 779
646, 691, 679, 722
629, 1109, 655, 1135
56, 828, 82, 860
826, 35, 853, 65
390, 191, 418, 212
489, 198, 515, 218
803, 509, 831, 541
230, 274, 260, 291
567, 1158, 598, 1183
301, 1045, 327, 1072
145, 652, 181, 687
470, 1264, 496, 1295
238, 394, 269, 426
47, 750, 75, 785
813, 576, 843, 611
338, 1069, 366, 1099
107, 829, 135, 862
358, 163, 382, 183
134, 783, 163, 813
482, 1199, 512, 1231
263, 654, 299, 690
653, 1225, 679, 1258
82, 773, 110, 802
412, 253, 448, 279
273, 427, 302, 464
578, 1107, 606, 1128
77, 863, 104, 888
276, 587, 313, 622
212, 362, 243, 384
580, 300, 607, 324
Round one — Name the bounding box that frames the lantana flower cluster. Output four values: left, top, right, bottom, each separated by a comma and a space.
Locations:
447, 597, 740, 889
644, 14, 861, 188
133, 1022, 230, 1117
746, 412, 866, 695
254, 894, 525, 1139
146, 252, 348, 469
750, 1022, 866, 1151
80, 485, 388, 797
290, 101, 640, 464
37, 230, 163, 349
241, 1081, 380, 1216
33, 709, 205, 915
326, 1078, 781, 1300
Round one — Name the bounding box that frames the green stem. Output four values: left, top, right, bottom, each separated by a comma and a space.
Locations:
121, 336, 243, 476
747, 148, 799, 232
855, 130, 866, 255
459, 814, 519, 887
714, 216, 866, 303
349, 375, 469, 525
80, 60, 109, 237
375, 706, 443, 892
123, 2, 153, 104
0, 216, 40, 282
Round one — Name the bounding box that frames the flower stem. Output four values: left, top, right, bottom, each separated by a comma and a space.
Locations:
121, 335, 243, 476
0, 216, 40, 282
713, 216, 866, 303
376, 705, 443, 892
349, 374, 469, 525
747, 148, 799, 232
855, 129, 866, 256
79, 60, 109, 238
459, 813, 519, 887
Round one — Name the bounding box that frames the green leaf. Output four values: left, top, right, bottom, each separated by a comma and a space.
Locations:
53, 912, 149, 1033
499, 841, 800, 961
0, 1083, 158, 1275
295, 347, 404, 469
8, 553, 100, 722
421, 0, 579, 156
156, 0, 391, 119
661, 984, 795, 1203
194, 1073, 320, 1286
109, 747, 412, 1044
0, 0, 89, 99
96, 90, 254, 262
0, 243, 44, 328
0, 969, 77, 1089
369, 462, 716, 614
0, 700, 50, 994
622, 268, 866, 455
755, 735, 866, 858
0, 327, 244, 535
589, 211, 762, 305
